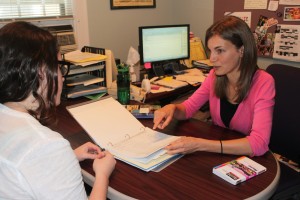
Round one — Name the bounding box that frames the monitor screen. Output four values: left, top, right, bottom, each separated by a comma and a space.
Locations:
139, 24, 190, 64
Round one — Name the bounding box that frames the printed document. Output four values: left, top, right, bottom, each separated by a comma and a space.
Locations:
67, 97, 180, 171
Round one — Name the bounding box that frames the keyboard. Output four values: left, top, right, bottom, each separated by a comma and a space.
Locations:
154, 78, 188, 89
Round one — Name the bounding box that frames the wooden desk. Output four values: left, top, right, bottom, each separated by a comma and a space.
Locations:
52, 98, 279, 200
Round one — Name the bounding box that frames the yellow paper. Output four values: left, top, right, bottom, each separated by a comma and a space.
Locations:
64, 50, 107, 64
184, 38, 207, 67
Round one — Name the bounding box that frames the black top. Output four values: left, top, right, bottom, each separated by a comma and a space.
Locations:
220, 98, 239, 128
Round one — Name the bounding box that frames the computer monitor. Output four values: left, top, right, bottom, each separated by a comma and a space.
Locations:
138, 24, 190, 66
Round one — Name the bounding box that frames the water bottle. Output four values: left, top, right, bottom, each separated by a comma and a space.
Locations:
141, 74, 151, 93
117, 66, 130, 105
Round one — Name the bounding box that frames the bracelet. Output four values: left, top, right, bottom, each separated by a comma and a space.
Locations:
220, 139, 223, 155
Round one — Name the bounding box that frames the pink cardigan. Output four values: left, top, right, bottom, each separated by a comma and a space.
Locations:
182, 69, 275, 156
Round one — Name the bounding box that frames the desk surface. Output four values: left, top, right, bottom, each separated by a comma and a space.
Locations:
52, 98, 279, 200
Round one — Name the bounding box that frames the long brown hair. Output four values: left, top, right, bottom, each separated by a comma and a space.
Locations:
0, 21, 59, 125
205, 16, 258, 103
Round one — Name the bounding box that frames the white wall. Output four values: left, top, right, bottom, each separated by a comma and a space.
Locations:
86, 0, 174, 63
73, 0, 90, 49
171, 0, 214, 44
82, 0, 299, 68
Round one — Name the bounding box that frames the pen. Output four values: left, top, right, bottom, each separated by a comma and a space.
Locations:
91, 137, 105, 152
88, 144, 105, 154
98, 144, 105, 152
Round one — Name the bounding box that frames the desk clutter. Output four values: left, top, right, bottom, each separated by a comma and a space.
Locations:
123, 104, 161, 119
61, 46, 108, 99
105, 67, 207, 104
61, 49, 208, 103
150, 68, 206, 90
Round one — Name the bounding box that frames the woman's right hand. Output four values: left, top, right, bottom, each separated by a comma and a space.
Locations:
153, 104, 176, 130
93, 151, 116, 179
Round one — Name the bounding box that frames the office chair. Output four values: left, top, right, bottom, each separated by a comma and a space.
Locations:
266, 64, 300, 200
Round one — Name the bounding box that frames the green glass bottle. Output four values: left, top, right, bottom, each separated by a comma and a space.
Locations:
117, 66, 130, 105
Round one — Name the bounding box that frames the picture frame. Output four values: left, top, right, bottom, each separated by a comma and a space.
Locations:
110, 0, 156, 10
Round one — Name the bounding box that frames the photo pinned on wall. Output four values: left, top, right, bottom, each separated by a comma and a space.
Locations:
254, 15, 278, 57
283, 7, 300, 21
255, 33, 276, 57
255, 15, 269, 37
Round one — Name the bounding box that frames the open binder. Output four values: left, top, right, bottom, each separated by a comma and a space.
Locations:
66, 97, 181, 172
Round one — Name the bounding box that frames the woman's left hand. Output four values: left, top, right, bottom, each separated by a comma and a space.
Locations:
74, 142, 105, 161
165, 137, 201, 155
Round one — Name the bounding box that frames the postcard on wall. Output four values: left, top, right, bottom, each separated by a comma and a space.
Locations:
256, 33, 276, 57
273, 24, 300, 62
284, 7, 300, 21
244, 0, 268, 9
225, 12, 252, 28
268, 0, 279, 11
279, 0, 300, 5
254, 15, 269, 37
253, 15, 278, 57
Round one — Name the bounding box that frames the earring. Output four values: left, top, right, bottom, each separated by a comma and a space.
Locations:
240, 49, 244, 57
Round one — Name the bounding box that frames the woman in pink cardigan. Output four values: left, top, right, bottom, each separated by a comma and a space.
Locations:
153, 16, 275, 157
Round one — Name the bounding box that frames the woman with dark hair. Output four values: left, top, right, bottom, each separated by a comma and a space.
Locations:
0, 21, 115, 199
153, 16, 275, 157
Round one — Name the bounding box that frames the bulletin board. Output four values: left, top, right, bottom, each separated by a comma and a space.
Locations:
214, 0, 300, 62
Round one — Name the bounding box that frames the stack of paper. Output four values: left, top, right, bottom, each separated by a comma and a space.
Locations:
67, 85, 107, 99
154, 77, 188, 89
192, 59, 213, 71
175, 68, 206, 84
66, 74, 104, 87
67, 97, 182, 172
64, 50, 107, 66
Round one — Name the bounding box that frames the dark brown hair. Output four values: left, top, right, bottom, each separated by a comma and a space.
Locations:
205, 16, 258, 103
0, 21, 59, 125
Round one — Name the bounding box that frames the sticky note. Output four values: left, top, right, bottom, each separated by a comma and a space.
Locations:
140, 108, 150, 114
144, 62, 152, 69
163, 77, 173, 81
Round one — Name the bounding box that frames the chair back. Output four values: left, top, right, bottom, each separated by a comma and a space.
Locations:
266, 64, 300, 165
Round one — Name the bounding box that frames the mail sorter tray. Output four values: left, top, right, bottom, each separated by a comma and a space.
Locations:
66, 74, 104, 87
66, 85, 107, 98
67, 64, 105, 75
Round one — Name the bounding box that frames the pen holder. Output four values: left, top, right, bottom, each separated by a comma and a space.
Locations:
117, 66, 130, 105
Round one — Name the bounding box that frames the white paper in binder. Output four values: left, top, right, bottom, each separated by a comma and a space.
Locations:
66, 97, 181, 172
